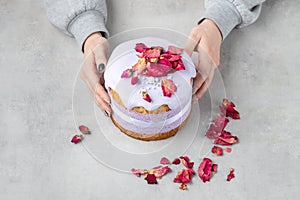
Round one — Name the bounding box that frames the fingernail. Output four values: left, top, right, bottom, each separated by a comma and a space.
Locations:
97, 63, 105, 73
104, 110, 110, 117
104, 98, 111, 105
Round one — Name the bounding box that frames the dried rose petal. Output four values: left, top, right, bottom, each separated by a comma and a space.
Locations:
132, 58, 147, 73
167, 45, 183, 55
179, 183, 188, 190
157, 58, 172, 68
219, 98, 240, 120
131, 168, 148, 177
172, 59, 185, 71
144, 48, 161, 59
148, 165, 171, 178
168, 54, 181, 62
79, 125, 90, 134
160, 157, 170, 165
211, 146, 223, 156
144, 174, 157, 184
161, 78, 177, 97
205, 114, 229, 139
225, 147, 232, 153
197, 157, 217, 183
135, 43, 148, 53
131, 76, 139, 85
173, 168, 194, 184
142, 91, 152, 102
121, 69, 133, 78
214, 130, 239, 146
172, 158, 180, 165
71, 134, 83, 144
227, 168, 235, 181
145, 62, 172, 77
180, 156, 194, 169
212, 164, 218, 173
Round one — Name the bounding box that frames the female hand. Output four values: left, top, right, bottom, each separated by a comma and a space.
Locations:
185, 19, 222, 102
81, 32, 111, 117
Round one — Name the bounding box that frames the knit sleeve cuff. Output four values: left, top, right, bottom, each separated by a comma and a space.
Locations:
68, 10, 109, 50
199, 0, 241, 40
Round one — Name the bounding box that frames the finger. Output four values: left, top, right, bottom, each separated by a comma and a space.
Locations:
94, 93, 111, 117
192, 72, 205, 95
93, 40, 109, 85
184, 27, 201, 56
81, 52, 100, 94
192, 70, 214, 102
95, 83, 112, 114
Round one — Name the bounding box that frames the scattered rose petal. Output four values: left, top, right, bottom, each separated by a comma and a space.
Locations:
198, 157, 217, 183
142, 91, 152, 102
173, 168, 194, 184
145, 174, 157, 184
131, 168, 148, 177
144, 48, 161, 59
161, 78, 177, 97
180, 156, 194, 169
205, 114, 229, 139
135, 43, 148, 53
225, 147, 232, 153
121, 69, 133, 78
227, 168, 235, 181
211, 146, 223, 156
179, 183, 188, 190
172, 158, 180, 165
131, 76, 139, 85
160, 157, 170, 165
219, 98, 240, 120
212, 164, 218, 173
79, 125, 90, 134
214, 131, 239, 146
148, 165, 171, 178
167, 45, 183, 55
71, 134, 83, 144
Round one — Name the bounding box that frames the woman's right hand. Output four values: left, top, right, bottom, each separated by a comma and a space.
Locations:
81, 32, 112, 117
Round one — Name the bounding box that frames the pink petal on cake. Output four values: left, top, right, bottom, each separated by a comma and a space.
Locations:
135, 43, 148, 53
144, 48, 161, 59
121, 69, 133, 78
161, 78, 177, 97
167, 45, 183, 55
71, 134, 83, 144
160, 157, 171, 165
172, 59, 185, 71
157, 58, 172, 68
131, 168, 148, 177
211, 146, 223, 156
168, 54, 182, 62
79, 125, 90, 134
145, 62, 172, 77
144, 174, 158, 184
132, 58, 147, 73
131, 76, 139, 85
142, 91, 152, 103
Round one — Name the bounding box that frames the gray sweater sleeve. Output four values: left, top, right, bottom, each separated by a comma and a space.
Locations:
200, 0, 265, 39
44, 0, 108, 49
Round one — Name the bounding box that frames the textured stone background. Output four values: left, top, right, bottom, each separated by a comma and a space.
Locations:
0, 0, 299, 199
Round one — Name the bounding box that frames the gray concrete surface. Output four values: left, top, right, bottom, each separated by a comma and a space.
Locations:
1, 0, 299, 199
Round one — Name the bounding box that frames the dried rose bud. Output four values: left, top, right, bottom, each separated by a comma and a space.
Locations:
172, 158, 180, 165
179, 183, 187, 190
71, 134, 83, 144
79, 125, 90, 134
131, 76, 139, 85
142, 91, 152, 102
